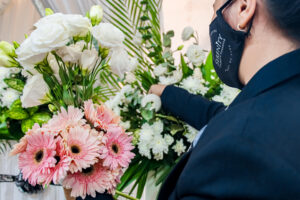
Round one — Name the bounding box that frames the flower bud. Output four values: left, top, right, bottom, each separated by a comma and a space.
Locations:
45, 8, 54, 16
0, 50, 18, 68
89, 5, 103, 26
181, 26, 194, 41
0, 41, 16, 57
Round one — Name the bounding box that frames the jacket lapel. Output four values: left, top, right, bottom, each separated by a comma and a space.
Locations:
230, 49, 300, 108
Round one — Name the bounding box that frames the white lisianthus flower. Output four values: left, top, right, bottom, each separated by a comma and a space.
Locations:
172, 139, 186, 156
0, 41, 16, 57
129, 57, 139, 71
109, 47, 131, 78
57, 42, 85, 63
141, 94, 162, 112
1, 88, 19, 108
138, 142, 152, 159
151, 135, 168, 159
180, 76, 208, 95
164, 134, 174, 146
186, 45, 206, 66
181, 26, 194, 41
80, 48, 98, 71
64, 15, 92, 37
185, 125, 198, 143
154, 64, 167, 77
21, 74, 49, 108
120, 121, 131, 130
153, 120, 164, 134
47, 53, 61, 82
0, 67, 11, 80
91, 23, 125, 48
89, 5, 103, 25
193, 67, 203, 80
125, 72, 136, 84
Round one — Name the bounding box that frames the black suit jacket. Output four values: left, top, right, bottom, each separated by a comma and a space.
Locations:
157, 49, 300, 200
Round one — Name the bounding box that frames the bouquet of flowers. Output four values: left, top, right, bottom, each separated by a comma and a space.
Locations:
0, 5, 136, 199
101, 1, 240, 198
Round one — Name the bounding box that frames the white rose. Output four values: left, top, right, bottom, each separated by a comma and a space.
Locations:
181, 26, 194, 41
91, 23, 125, 48
21, 74, 49, 108
109, 47, 131, 78
80, 48, 98, 71
57, 42, 85, 63
154, 64, 167, 77
186, 45, 206, 66
141, 94, 162, 112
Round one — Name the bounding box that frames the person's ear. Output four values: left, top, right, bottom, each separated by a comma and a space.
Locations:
238, 0, 256, 30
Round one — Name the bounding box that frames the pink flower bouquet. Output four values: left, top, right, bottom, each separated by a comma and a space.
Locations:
11, 100, 134, 199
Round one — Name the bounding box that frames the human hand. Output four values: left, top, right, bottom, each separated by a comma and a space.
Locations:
149, 84, 167, 97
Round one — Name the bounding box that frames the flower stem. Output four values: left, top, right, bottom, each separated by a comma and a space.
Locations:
115, 190, 139, 200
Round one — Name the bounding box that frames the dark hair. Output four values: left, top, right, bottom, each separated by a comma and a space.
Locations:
266, 0, 300, 43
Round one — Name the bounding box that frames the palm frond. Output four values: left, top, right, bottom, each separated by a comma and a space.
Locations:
0, 140, 12, 155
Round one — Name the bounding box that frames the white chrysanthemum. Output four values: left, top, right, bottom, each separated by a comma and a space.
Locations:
212, 84, 240, 105
1, 88, 19, 108
125, 72, 136, 84
153, 152, 164, 161
164, 134, 174, 146
151, 134, 168, 155
185, 125, 198, 143
181, 26, 194, 41
120, 121, 131, 130
141, 94, 162, 112
138, 142, 151, 159
172, 139, 186, 156
180, 76, 208, 95
0, 81, 6, 93
153, 120, 164, 134
193, 68, 203, 80
186, 45, 206, 66
154, 64, 167, 77
140, 123, 155, 143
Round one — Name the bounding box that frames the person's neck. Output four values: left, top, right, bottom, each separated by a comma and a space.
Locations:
238, 33, 298, 85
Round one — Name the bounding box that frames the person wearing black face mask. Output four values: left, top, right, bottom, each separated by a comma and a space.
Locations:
149, 0, 300, 199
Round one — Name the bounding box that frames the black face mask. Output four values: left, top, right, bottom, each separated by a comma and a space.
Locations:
209, 0, 253, 89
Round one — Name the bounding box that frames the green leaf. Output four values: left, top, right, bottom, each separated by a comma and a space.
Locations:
31, 112, 52, 126
201, 51, 219, 84
6, 109, 29, 120
27, 107, 39, 116
181, 54, 193, 79
10, 99, 22, 110
137, 171, 148, 198
4, 78, 25, 92
21, 118, 35, 133
141, 109, 154, 121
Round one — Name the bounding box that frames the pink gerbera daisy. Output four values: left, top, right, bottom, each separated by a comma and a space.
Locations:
18, 132, 57, 186
10, 123, 42, 156
46, 106, 85, 131
66, 126, 101, 173
62, 161, 115, 199
99, 125, 135, 170
40, 137, 71, 185
84, 100, 120, 131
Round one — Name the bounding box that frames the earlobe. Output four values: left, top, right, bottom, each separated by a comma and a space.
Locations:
239, 0, 256, 30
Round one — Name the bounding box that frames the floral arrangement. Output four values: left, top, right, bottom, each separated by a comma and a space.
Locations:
0, 5, 136, 199
102, 1, 240, 198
